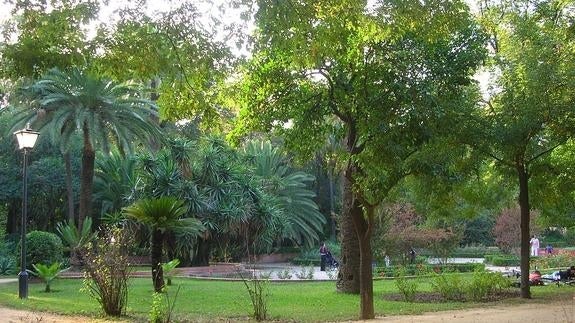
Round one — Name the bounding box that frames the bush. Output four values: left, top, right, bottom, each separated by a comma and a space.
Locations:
431, 273, 465, 301
466, 270, 510, 301
450, 245, 501, 258
375, 263, 484, 277
22, 231, 63, 268
82, 227, 131, 316
484, 254, 519, 266
531, 253, 575, 270
394, 267, 418, 302
0, 256, 15, 275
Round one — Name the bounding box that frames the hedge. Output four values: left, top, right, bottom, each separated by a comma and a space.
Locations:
484, 254, 520, 266
375, 263, 485, 278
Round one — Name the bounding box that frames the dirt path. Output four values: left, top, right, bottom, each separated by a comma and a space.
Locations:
1, 301, 573, 322
364, 300, 575, 323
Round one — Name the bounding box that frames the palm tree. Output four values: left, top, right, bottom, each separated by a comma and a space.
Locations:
243, 140, 326, 248
123, 197, 204, 292
12, 67, 161, 229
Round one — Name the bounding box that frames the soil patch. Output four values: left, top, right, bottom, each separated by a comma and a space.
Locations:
382, 290, 521, 303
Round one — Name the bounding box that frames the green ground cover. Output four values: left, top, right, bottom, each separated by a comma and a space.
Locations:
0, 277, 571, 322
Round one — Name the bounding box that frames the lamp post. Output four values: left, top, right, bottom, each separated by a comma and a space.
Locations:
13, 124, 39, 299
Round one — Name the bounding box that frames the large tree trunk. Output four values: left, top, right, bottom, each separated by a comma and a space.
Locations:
517, 162, 531, 299
352, 205, 375, 320
78, 127, 95, 230
337, 169, 361, 294
328, 164, 337, 240
64, 152, 75, 222
151, 228, 165, 292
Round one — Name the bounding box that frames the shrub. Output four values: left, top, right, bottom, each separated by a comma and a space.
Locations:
162, 259, 180, 286
29, 262, 65, 292
375, 263, 484, 277
0, 256, 15, 275
295, 265, 314, 279
466, 270, 510, 301
431, 273, 466, 301
82, 226, 131, 316
531, 253, 575, 270
149, 286, 181, 323
277, 268, 292, 279
484, 254, 520, 266
23, 231, 63, 268
239, 273, 269, 321
450, 245, 501, 258
394, 267, 418, 302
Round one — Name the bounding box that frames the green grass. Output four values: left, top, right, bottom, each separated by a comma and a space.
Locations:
0, 277, 572, 322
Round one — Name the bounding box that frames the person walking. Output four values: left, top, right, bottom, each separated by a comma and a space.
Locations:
530, 235, 540, 256
319, 242, 329, 271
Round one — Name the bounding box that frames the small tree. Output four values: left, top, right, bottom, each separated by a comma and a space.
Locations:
29, 262, 66, 292
56, 217, 97, 268
493, 207, 540, 254
82, 226, 131, 316
162, 259, 180, 286
123, 197, 204, 292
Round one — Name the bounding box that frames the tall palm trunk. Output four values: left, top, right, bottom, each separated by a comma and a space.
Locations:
78, 126, 95, 230
151, 228, 165, 292
64, 151, 75, 222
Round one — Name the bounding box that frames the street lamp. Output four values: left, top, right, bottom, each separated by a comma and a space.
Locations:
13, 124, 39, 299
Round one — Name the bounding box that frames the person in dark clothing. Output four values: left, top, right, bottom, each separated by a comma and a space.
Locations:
319, 242, 329, 271
408, 248, 416, 264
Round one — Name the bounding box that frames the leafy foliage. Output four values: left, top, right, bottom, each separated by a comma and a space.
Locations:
243, 140, 325, 248
162, 259, 180, 286
29, 262, 66, 292
493, 207, 540, 254
82, 226, 131, 317
124, 197, 204, 292
23, 230, 63, 269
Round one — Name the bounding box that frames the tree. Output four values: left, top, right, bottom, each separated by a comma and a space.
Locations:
12, 67, 161, 229
474, 0, 575, 298
242, 140, 326, 248
93, 1, 234, 124
493, 207, 540, 254
123, 197, 204, 292
233, 0, 485, 318
0, 0, 99, 79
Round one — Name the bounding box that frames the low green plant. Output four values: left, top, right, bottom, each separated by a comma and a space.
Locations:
484, 254, 520, 266
277, 268, 292, 279
21, 231, 63, 269
29, 262, 65, 292
240, 274, 269, 321
295, 265, 314, 279
0, 256, 15, 275
82, 227, 131, 316
56, 217, 97, 268
326, 267, 338, 280
465, 270, 510, 301
394, 267, 418, 302
161, 259, 180, 286
259, 271, 273, 280
149, 286, 181, 323
431, 273, 465, 301
531, 253, 575, 270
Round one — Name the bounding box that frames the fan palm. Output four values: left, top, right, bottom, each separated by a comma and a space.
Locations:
243, 140, 326, 248
123, 197, 204, 292
12, 67, 161, 229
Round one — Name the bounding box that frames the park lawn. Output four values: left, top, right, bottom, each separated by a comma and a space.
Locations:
0, 277, 572, 322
